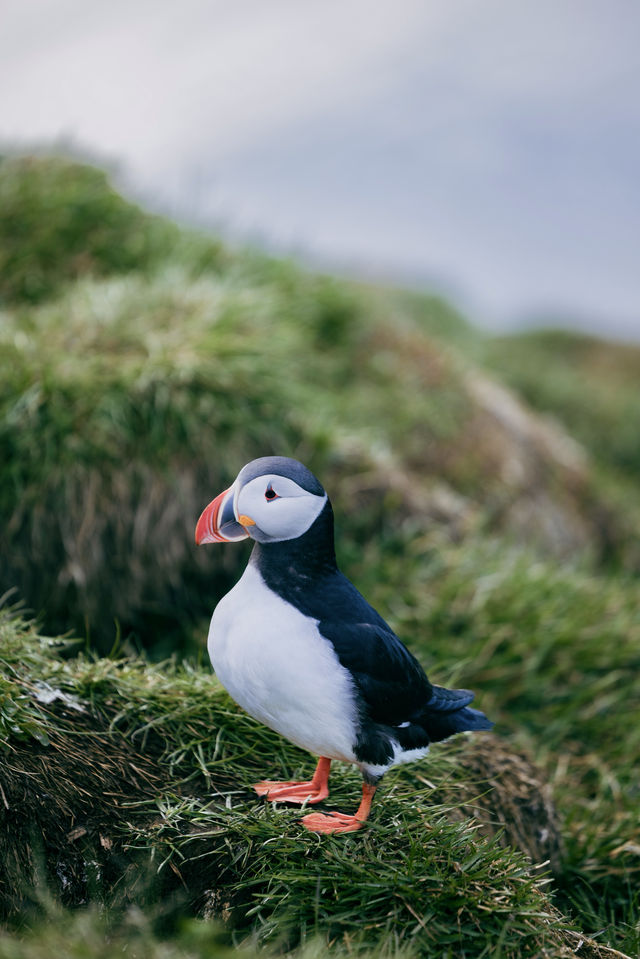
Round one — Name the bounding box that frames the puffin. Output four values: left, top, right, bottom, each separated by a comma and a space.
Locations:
195, 456, 493, 834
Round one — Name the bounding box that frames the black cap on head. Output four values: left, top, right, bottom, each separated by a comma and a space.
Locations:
236, 456, 325, 497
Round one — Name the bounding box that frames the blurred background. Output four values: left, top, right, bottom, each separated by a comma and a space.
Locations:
2, 0, 639, 341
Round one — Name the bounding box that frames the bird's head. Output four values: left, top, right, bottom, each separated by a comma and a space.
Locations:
195, 456, 328, 546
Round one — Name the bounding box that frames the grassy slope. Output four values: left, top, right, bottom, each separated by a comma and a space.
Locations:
0, 154, 228, 307
1, 156, 639, 956
1, 260, 629, 654
0, 607, 629, 959
480, 330, 640, 568
483, 329, 640, 480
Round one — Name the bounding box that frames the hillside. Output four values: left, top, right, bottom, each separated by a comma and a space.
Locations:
0, 155, 639, 957
2, 158, 637, 658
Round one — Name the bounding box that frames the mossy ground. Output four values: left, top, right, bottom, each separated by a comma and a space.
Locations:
0, 605, 632, 959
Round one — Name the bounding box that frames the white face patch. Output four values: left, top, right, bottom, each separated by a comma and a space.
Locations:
235, 474, 327, 542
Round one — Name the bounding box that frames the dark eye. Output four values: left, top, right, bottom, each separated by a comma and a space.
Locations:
265, 484, 279, 501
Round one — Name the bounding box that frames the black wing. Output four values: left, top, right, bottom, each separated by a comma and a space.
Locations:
318, 619, 432, 726
313, 572, 433, 726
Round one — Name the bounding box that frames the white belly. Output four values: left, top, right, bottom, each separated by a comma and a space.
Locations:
208, 563, 359, 763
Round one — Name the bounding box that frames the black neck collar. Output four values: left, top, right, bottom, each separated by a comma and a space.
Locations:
250, 499, 338, 583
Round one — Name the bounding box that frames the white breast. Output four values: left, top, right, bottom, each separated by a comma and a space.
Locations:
208, 563, 359, 763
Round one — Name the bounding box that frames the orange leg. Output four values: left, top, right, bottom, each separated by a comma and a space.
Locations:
301, 782, 377, 834
253, 756, 331, 805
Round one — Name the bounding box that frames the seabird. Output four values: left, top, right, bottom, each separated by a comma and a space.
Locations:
195, 456, 493, 834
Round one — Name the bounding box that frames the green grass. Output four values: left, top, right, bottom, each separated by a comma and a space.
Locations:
482, 329, 640, 480
0, 901, 259, 959
0, 606, 601, 958
479, 330, 640, 568
0, 154, 227, 307
2, 266, 631, 653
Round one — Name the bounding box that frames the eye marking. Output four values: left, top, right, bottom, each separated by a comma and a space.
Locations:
265, 483, 280, 502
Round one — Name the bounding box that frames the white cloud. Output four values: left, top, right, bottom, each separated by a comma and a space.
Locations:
2, 1, 452, 166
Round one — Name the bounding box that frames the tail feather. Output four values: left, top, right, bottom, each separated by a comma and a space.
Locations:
426, 685, 476, 713
419, 688, 494, 743
441, 705, 494, 733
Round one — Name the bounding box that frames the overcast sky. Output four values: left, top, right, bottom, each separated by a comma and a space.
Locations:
2, 0, 639, 339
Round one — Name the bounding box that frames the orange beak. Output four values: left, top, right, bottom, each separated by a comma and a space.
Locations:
195, 487, 249, 544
